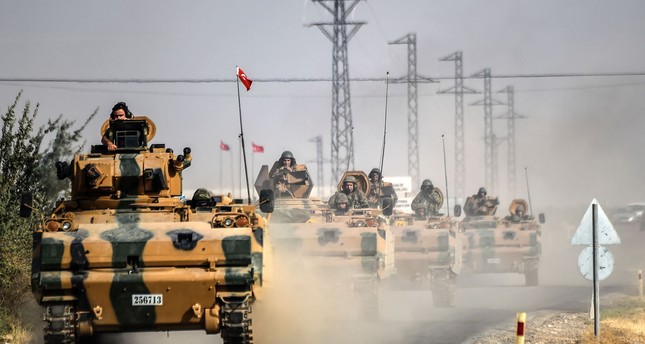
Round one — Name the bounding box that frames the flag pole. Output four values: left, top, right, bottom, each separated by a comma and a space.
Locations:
238, 135, 242, 198
251, 151, 255, 201
219, 145, 223, 194
236, 68, 253, 205
230, 147, 234, 196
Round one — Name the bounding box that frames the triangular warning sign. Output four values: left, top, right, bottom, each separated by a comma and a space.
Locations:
570, 198, 621, 246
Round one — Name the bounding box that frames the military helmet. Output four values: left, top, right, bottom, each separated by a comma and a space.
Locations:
279, 150, 296, 165
344, 176, 357, 184
478, 187, 487, 195
335, 192, 349, 204
280, 151, 294, 160
368, 168, 381, 180
192, 188, 215, 207
421, 179, 434, 190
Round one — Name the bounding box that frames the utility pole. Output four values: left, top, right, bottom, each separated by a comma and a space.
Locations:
438, 51, 477, 200
470, 68, 502, 194
389, 33, 420, 188
309, 135, 325, 198
496, 86, 526, 196
491, 134, 506, 196
310, 0, 365, 184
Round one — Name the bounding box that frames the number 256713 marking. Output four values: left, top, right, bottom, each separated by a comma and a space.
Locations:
132, 294, 163, 306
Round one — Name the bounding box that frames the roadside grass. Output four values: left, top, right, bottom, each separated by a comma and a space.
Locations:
0, 316, 32, 344
581, 296, 645, 343
0, 295, 38, 344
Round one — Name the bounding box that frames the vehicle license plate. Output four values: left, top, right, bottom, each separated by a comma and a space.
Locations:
486, 258, 501, 264
132, 294, 163, 306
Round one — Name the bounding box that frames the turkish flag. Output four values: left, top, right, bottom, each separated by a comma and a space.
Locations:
220, 141, 230, 151
252, 142, 264, 153
236, 67, 253, 91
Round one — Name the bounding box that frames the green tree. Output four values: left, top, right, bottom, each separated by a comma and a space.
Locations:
0, 92, 97, 335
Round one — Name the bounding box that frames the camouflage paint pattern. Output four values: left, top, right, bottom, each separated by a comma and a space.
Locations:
459, 214, 542, 276
32, 117, 265, 342
391, 214, 462, 282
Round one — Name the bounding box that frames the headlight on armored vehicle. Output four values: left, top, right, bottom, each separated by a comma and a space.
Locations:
61, 221, 73, 231
45, 220, 60, 232
223, 218, 235, 228
236, 216, 249, 228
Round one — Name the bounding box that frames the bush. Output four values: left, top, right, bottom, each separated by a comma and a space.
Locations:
0, 92, 97, 340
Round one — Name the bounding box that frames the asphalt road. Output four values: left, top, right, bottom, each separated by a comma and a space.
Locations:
92, 210, 645, 344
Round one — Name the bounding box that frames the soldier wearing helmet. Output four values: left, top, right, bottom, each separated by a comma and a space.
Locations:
270, 150, 297, 198
464, 186, 500, 216
505, 201, 531, 223
331, 192, 350, 215
411, 179, 442, 218
328, 175, 369, 210
367, 168, 398, 210
101, 102, 133, 151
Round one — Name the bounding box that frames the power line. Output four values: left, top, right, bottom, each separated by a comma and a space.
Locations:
2, 72, 645, 84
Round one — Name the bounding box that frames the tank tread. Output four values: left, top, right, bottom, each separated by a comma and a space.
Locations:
430, 269, 456, 308
43, 302, 77, 344
221, 298, 253, 344
354, 274, 380, 321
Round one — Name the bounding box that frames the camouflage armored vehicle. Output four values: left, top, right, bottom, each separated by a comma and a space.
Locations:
256, 169, 395, 319
390, 188, 462, 307
22, 116, 272, 343
459, 197, 544, 286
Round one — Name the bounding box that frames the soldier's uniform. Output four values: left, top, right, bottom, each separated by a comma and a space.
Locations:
411, 179, 442, 216
269, 151, 297, 198
464, 187, 499, 216
328, 176, 368, 209
329, 192, 350, 215
367, 168, 398, 209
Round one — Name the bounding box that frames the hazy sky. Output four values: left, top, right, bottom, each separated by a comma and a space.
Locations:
1, 0, 644, 208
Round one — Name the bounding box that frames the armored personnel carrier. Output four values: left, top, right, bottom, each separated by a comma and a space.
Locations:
255, 169, 395, 319
459, 197, 543, 286
22, 117, 272, 343
390, 188, 462, 307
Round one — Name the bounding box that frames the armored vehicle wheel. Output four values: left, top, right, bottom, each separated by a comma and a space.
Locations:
525, 268, 539, 286
220, 298, 253, 344
431, 270, 456, 308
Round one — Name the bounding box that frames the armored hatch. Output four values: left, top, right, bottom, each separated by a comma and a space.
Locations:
254, 162, 313, 199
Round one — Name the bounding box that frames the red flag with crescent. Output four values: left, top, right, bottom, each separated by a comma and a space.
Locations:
252, 142, 264, 153
236, 67, 253, 91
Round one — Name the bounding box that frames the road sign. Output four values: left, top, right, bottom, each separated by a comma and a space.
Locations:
570, 198, 621, 246
577, 246, 614, 281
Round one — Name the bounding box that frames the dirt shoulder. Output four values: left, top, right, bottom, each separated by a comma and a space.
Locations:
464, 293, 645, 344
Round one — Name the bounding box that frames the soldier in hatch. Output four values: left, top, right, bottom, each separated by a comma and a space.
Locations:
464, 187, 500, 216
505, 203, 531, 223
101, 102, 133, 151
270, 150, 297, 198
411, 179, 442, 217
330, 192, 350, 215
367, 168, 398, 210
328, 176, 369, 210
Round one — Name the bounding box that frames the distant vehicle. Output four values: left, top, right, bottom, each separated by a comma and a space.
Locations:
613, 203, 645, 224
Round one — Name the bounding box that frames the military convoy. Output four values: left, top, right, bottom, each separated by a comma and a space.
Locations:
23, 117, 273, 343
390, 188, 462, 307
458, 196, 544, 286
19, 109, 550, 343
